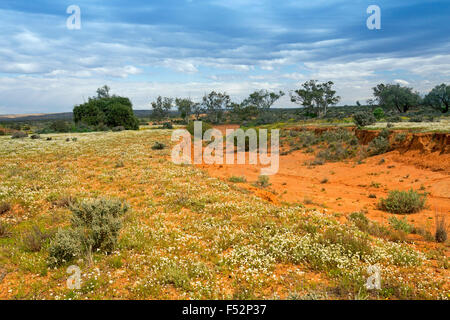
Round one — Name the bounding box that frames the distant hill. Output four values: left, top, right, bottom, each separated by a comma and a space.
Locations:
0, 110, 156, 122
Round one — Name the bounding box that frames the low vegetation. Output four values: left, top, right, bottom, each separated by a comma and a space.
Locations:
379, 189, 427, 214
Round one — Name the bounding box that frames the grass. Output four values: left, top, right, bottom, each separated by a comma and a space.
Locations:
0, 129, 447, 300
228, 176, 247, 183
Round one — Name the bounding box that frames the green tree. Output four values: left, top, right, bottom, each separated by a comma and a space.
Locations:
73, 86, 139, 130
202, 91, 231, 123
151, 96, 173, 121
175, 98, 195, 123
290, 80, 340, 118
424, 83, 449, 113
96, 85, 111, 98
372, 83, 421, 113
106, 103, 139, 129
191, 103, 204, 121
242, 90, 284, 112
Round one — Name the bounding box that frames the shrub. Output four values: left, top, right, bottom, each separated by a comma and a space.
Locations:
315, 142, 355, 162
387, 115, 402, 123
255, 175, 270, 188
379, 189, 426, 214
395, 133, 407, 143
0, 222, 12, 238
152, 142, 166, 150
353, 112, 376, 127
22, 225, 53, 252
161, 122, 173, 129
379, 128, 392, 139
0, 202, 11, 215
70, 198, 129, 253
368, 136, 390, 156
373, 107, 385, 120
11, 131, 28, 139
48, 229, 82, 267
348, 212, 369, 230
389, 216, 413, 234
435, 215, 447, 243
48, 198, 129, 266
410, 115, 424, 123
229, 176, 247, 183
49, 120, 71, 133
186, 121, 212, 137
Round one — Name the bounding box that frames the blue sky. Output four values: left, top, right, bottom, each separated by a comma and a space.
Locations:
0, 0, 449, 114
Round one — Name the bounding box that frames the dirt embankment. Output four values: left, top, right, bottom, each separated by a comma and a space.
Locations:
289, 127, 450, 172
198, 126, 449, 235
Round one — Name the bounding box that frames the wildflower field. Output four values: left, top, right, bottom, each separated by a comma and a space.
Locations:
0, 129, 448, 300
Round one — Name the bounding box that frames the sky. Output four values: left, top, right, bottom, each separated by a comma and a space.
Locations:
0, 0, 449, 114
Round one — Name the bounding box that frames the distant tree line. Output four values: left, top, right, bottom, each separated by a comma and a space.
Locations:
149, 81, 449, 126
66, 81, 450, 130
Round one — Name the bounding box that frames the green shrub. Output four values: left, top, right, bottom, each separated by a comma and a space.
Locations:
70, 198, 129, 253
379, 189, 426, 214
373, 107, 385, 120
348, 212, 369, 231
151, 142, 166, 150
315, 142, 355, 162
389, 216, 413, 234
48, 198, 129, 266
368, 136, 390, 156
186, 121, 212, 137
353, 112, 376, 127
48, 229, 82, 267
255, 175, 270, 188
379, 128, 392, 139
321, 129, 358, 145
49, 120, 71, 133
161, 122, 173, 129
229, 176, 247, 183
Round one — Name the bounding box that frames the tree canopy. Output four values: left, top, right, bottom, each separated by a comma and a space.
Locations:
73, 86, 139, 130
424, 83, 449, 113
151, 96, 173, 121
202, 91, 231, 123
290, 80, 340, 118
372, 83, 421, 113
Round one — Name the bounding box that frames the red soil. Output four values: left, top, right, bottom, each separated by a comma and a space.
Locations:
198, 126, 450, 235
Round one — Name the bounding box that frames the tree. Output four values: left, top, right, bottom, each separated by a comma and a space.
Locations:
106, 103, 139, 129
191, 103, 204, 121
151, 96, 173, 121
290, 80, 340, 118
202, 91, 231, 123
242, 90, 284, 112
230, 103, 259, 121
96, 85, 111, 99
424, 83, 450, 113
73, 86, 139, 130
175, 98, 195, 123
372, 83, 421, 113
